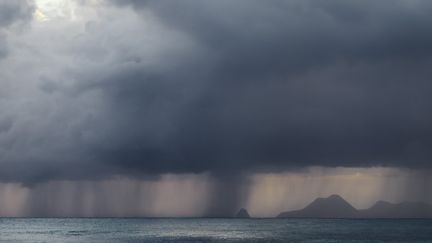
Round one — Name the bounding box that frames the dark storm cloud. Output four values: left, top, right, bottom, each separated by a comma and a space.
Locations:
94, 0, 432, 171
2, 0, 432, 185
0, 0, 34, 58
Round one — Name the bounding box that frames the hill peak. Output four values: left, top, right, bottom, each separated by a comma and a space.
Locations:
235, 208, 250, 218
328, 194, 344, 200
308, 194, 356, 212
278, 194, 357, 218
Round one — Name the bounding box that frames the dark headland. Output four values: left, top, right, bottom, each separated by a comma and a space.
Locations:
278, 194, 432, 218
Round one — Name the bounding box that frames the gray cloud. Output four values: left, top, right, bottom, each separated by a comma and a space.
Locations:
0, 0, 34, 58
96, 0, 432, 170
0, 0, 34, 26
0, 0, 432, 186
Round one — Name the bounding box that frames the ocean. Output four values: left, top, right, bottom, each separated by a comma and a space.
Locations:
0, 218, 431, 242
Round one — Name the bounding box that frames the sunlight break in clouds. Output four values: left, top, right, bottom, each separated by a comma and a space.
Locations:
35, 0, 78, 21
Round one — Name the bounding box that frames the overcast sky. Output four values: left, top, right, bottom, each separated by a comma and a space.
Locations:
0, 0, 431, 216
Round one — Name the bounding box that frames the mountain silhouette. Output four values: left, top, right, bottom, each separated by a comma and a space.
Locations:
235, 208, 251, 218
278, 194, 357, 218
277, 195, 432, 218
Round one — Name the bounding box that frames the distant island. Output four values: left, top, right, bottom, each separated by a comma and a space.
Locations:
235, 208, 251, 218
278, 194, 432, 218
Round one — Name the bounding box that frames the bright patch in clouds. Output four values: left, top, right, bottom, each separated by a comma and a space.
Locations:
35, 0, 101, 22
35, 0, 73, 21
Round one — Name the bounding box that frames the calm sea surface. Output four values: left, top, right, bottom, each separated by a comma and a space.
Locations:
0, 218, 431, 242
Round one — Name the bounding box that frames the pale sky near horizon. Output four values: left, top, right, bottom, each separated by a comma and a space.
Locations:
0, 167, 429, 217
